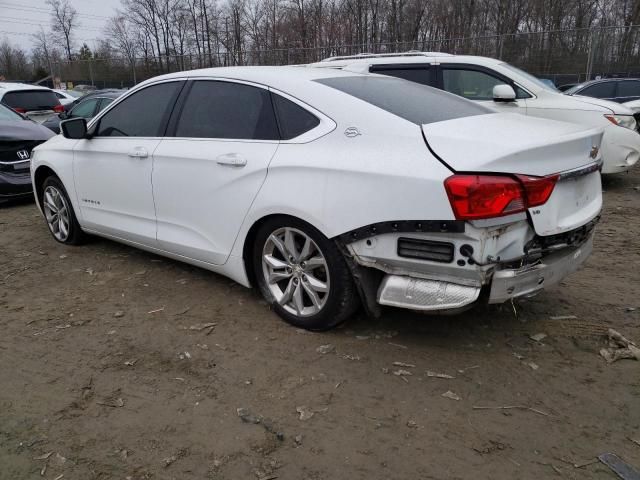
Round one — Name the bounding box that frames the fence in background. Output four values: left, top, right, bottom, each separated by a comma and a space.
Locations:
51, 25, 640, 89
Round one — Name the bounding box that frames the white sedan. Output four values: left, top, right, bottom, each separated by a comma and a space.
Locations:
31, 67, 603, 330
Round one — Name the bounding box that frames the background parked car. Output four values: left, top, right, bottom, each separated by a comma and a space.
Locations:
0, 82, 64, 124
309, 52, 640, 174
43, 90, 122, 134
564, 78, 640, 103
53, 89, 83, 107
0, 103, 54, 204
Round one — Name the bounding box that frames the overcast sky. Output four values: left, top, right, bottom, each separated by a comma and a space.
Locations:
0, 0, 120, 50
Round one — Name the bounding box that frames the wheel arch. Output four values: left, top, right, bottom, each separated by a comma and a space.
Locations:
241, 213, 331, 288
33, 165, 59, 210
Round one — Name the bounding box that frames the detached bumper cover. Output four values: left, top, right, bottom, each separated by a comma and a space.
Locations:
488, 234, 593, 303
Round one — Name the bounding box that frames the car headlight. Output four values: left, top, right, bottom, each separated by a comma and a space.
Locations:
605, 114, 637, 130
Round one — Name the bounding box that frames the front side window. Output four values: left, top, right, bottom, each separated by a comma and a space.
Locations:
70, 98, 99, 118
442, 68, 507, 101
579, 82, 616, 99
96, 82, 181, 137
97, 98, 114, 113
175, 81, 279, 140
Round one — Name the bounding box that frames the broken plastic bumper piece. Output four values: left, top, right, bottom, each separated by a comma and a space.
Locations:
377, 275, 480, 311
488, 234, 594, 304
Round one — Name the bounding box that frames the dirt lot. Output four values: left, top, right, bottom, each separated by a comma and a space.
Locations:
1, 169, 639, 480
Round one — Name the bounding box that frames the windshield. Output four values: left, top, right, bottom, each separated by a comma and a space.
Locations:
0, 103, 24, 121
499, 63, 558, 92
315, 76, 492, 125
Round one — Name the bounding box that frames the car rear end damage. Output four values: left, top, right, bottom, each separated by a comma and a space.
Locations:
338, 114, 604, 315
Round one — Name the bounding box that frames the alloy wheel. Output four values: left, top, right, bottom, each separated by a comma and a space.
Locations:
261, 227, 330, 317
42, 185, 71, 242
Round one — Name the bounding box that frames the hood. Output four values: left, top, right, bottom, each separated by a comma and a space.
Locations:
0, 119, 55, 142
423, 113, 604, 176
567, 94, 634, 114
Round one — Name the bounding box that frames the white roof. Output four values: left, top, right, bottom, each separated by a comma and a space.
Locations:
0, 82, 52, 93
308, 52, 503, 69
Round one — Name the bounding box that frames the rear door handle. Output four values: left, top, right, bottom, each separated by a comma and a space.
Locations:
128, 147, 148, 158
216, 153, 247, 167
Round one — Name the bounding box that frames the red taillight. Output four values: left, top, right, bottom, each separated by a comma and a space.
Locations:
444, 173, 558, 220
516, 174, 559, 207
53, 104, 64, 113
13, 107, 26, 114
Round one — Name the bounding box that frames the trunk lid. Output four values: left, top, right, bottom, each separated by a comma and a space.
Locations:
423, 113, 603, 176
424, 113, 603, 235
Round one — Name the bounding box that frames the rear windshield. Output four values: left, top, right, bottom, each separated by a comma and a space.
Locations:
314, 76, 491, 125
2, 90, 59, 111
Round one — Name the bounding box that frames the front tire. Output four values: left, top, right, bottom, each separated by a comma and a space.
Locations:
252, 217, 359, 330
41, 176, 86, 245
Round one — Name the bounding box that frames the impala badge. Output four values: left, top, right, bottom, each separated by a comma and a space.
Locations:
344, 127, 362, 138
589, 145, 599, 159
16, 150, 30, 160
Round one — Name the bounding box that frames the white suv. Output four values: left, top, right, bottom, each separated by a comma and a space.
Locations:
0, 82, 64, 123
309, 52, 640, 174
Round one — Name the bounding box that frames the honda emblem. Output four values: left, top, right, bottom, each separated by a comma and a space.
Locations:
16, 150, 30, 160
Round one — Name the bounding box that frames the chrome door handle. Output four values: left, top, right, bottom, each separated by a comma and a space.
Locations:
128, 147, 148, 158
216, 153, 247, 167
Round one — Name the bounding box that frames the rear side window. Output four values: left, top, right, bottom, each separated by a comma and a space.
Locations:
96, 82, 181, 137
2, 90, 59, 111
618, 81, 640, 97
315, 76, 491, 125
272, 94, 320, 140
175, 81, 279, 140
371, 65, 431, 86
579, 82, 616, 99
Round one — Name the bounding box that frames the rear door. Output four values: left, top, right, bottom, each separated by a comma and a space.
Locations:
72, 80, 184, 245
436, 64, 528, 114
152, 79, 280, 265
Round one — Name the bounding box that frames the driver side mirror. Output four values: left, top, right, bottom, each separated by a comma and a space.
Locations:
60, 117, 87, 139
493, 84, 517, 102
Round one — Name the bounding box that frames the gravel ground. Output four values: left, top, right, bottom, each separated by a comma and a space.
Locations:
1, 168, 639, 480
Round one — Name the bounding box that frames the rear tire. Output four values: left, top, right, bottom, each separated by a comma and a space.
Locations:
41, 176, 87, 245
252, 217, 359, 331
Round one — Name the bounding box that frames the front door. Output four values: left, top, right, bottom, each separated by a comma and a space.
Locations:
72, 81, 183, 245
152, 80, 280, 265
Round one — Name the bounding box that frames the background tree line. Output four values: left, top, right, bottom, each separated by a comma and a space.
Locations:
1, 0, 640, 85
